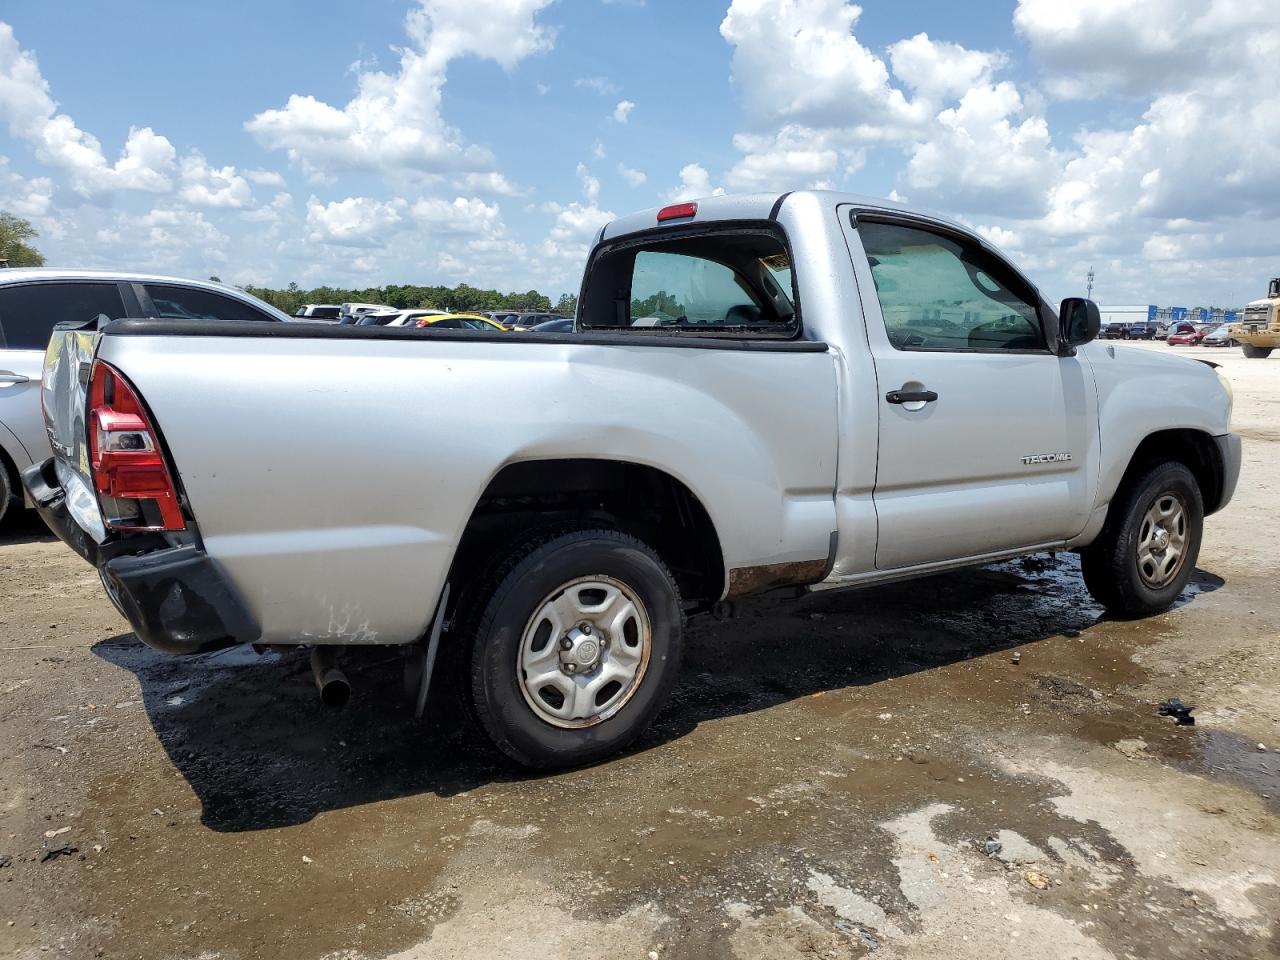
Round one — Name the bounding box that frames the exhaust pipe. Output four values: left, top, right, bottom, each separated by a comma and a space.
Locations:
310, 646, 351, 708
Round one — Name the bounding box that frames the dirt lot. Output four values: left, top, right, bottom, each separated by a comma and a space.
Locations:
1, 342, 1278, 960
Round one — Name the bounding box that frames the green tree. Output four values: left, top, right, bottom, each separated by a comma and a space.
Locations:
0, 212, 45, 267
555, 293, 578, 317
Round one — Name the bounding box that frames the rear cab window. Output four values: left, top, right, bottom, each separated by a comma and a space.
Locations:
0, 282, 127, 350
579, 223, 800, 338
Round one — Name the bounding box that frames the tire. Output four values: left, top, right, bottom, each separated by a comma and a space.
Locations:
465, 528, 683, 769
1080, 461, 1203, 617
0, 462, 11, 527
1242, 344, 1273, 359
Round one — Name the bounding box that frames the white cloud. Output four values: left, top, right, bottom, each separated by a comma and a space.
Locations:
178, 153, 254, 209
664, 163, 725, 203
575, 162, 600, 203
903, 82, 1057, 218
888, 33, 1006, 105
575, 76, 619, 97
0, 155, 53, 218
245, 0, 555, 179
720, 0, 920, 136
456, 171, 528, 196
611, 100, 634, 124
617, 163, 646, 187
1013, 0, 1259, 100
410, 195, 503, 234
244, 169, 286, 187
92, 208, 230, 274
0, 24, 176, 195
726, 127, 846, 192
305, 195, 406, 246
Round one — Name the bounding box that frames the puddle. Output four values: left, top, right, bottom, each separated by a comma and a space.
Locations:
1176, 728, 1280, 812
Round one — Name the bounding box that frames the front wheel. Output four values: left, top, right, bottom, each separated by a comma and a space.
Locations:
1080, 461, 1203, 616
466, 529, 684, 769
1242, 344, 1273, 359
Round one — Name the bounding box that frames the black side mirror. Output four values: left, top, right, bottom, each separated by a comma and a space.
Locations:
1059, 297, 1100, 350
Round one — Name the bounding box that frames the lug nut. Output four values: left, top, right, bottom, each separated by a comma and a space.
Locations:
580, 623, 592, 635
564, 663, 576, 673
561, 637, 573, 650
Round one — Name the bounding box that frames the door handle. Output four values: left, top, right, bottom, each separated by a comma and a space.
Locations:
885, 388, 938, 405
0, 371, 30, 385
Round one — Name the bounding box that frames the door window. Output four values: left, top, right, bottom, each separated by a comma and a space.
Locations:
858, 221, 1045, 352
0, 282, 127, 350
143, 284, 273, 322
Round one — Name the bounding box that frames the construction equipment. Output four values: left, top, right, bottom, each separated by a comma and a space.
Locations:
1229, 278, 1280, 358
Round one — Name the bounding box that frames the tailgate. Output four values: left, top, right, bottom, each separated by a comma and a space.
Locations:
41, 321, 107, 542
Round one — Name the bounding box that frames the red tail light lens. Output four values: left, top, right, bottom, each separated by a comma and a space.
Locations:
87, 361, 185, 532
657, 202, 698, 222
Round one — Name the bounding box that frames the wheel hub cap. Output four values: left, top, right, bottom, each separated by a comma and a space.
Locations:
1137, 493, 1189, 588
562, 624, 602, 671
517, 577, 652, 729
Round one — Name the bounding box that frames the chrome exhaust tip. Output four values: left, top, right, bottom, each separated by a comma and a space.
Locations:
310, 646, 351, 708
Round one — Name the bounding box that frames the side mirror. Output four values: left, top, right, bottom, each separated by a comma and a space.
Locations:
1059, 297, 1100, 350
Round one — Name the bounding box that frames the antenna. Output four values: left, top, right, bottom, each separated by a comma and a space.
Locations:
1086, 266, 1095, 300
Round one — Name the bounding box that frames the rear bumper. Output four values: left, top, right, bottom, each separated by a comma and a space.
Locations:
22, 457, 256, 655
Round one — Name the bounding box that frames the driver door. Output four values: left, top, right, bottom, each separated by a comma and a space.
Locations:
849, 216, 1097, 570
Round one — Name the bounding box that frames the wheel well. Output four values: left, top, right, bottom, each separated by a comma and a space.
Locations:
447, 459, 725, 613
1122, 429, 1224, 514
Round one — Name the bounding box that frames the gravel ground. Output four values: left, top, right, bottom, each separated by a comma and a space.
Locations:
1, 341, 1278, 960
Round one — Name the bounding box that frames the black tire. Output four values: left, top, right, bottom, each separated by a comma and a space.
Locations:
1242, 344, 1272, 359
1080, 461, 1203, 616
465, 528, 683, 769
0, 459, 13, 527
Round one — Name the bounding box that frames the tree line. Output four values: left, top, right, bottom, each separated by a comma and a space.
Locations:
244, 281, 577, 317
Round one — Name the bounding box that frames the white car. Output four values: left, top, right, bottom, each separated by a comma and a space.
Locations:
0, 269, 286, 522
385, 309, 449, 327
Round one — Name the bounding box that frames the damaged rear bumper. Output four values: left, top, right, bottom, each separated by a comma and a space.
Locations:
22, 457, 257, 655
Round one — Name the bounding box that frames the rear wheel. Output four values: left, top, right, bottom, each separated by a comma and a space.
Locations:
0, 463, 11, 527
466, 529, 683, 769
1242, 344, 1273, 359
1081, 461, 1203, 616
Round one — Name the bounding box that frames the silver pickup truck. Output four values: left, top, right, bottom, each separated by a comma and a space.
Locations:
26, 190, 1240, 768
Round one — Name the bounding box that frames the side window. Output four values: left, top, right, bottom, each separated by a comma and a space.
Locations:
431, 318, 462, 329
580, 227, 799, 337
0, 282, 127, 350
143, 284, 272, 322
858, 221, 1045, 352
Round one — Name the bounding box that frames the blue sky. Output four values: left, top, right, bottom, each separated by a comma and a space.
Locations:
1, 0, 1276, 307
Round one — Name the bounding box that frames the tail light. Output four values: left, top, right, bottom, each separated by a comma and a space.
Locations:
657, 202, 697, 222
87, 361, 185, 531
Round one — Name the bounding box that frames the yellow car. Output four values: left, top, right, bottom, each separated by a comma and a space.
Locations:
412, 313, 508, 332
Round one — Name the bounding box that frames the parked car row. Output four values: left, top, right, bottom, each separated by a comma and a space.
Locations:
295, 303, 574, 333
1102, 318, 1238, 348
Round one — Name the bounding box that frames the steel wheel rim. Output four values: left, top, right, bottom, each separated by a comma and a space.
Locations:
1136, 491, 1189, 588
516, 575, 652, 729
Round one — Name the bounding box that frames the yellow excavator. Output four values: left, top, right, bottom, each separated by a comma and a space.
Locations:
1230, 277, 1280, 358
